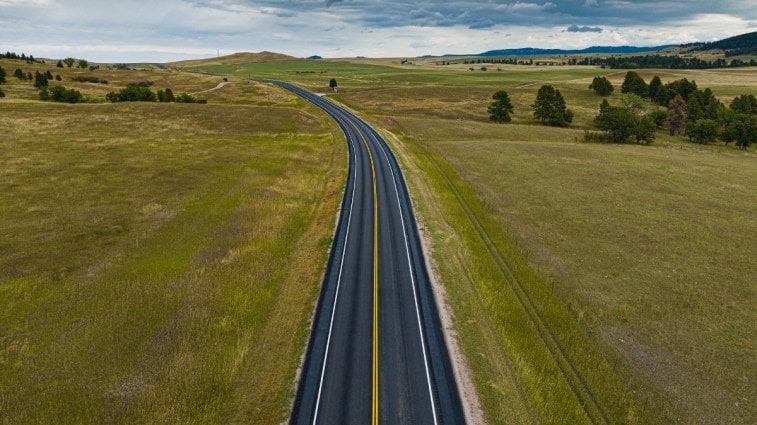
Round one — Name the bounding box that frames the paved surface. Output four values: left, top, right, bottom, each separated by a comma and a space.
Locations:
270, 81, 464, 425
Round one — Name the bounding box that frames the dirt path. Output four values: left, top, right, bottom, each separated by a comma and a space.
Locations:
190, 81, 229, 95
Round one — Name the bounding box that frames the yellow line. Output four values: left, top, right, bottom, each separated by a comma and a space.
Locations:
358, 127, 380, 425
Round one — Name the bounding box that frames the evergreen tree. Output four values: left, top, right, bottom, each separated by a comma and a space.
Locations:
668, 95, 687, 136
57, 60, 64, 68
0, 87, 5, 98
63, 57, 75, 68
34, 71, 48, 88
687, 119, 720, 144
532, 85, 573, 127
621, 71, 648, 98
722, 114, 757, 149
0, 66, 5, 83
55, 74, 62, 81
488, 90, 514, 123
589, 76, 614, 96
14, 68, 24, 80
45, 70, 53, 80
730, 94, 757, 115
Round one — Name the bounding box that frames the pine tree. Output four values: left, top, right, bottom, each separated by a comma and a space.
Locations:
532, 85, 573, 127
621, 71, 648, 98
668, 95, 687, 136
488, 90, 514, 123
0, 66, 6, 83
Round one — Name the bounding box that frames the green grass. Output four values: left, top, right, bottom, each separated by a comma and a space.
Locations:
323, 61, 756, 424
0, 67, 346, 423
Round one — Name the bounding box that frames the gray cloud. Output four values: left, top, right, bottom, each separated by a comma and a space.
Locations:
0, 0, 754, 61
567, 24, 603, 32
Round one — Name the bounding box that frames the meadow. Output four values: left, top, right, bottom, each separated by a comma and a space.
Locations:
0, 60, 346, 423
188, 56, 757, 424
339, 65, 757, 424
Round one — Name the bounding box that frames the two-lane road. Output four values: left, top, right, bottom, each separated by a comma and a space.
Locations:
271, 81, 464, 425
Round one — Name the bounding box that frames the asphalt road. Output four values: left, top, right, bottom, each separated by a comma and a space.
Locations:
270, 81, 464, 425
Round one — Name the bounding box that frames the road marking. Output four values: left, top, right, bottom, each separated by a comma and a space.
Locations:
357, 128, 381, 425
311, 126, 358, 425
372, 127, 439, 425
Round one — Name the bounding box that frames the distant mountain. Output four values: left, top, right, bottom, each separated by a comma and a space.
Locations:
685, 31, 757, 57
472, 45, 675, 57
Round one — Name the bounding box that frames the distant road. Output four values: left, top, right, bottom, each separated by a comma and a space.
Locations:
270, 81, 464, 425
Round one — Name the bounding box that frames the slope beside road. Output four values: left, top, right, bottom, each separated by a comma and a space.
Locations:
269, 81, 465, 425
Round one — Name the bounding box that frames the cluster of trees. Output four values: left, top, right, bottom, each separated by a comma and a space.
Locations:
488, 84, 573, 127
589, 71, 757, 148
1, 51, 39, 63
591, 95, 656, 144
57, 58, 90, 69
0, 66, 5, 98
686, 31, 757, 57
39, 86, 84, 103
106, 86, 206, 104
568, 55, 756, 69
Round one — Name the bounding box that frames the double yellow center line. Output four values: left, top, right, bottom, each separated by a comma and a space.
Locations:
357, 128, 380, 425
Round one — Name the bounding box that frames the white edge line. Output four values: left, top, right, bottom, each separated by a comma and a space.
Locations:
370, 124, 440, 425
312, 108, 358, 424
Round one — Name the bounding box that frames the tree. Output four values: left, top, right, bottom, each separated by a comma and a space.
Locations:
722, 114, 757, 149
668, 95, 687, 136
63, 57, 76, 68
589, 76, 614, 96
33, 71, 48, 88
730, 94, 757, 115
40, 85, 83, 103
594, 99, 656, 144
687, 88, 722, 122
665, 78, 698, 102
77, 59, 88, 69
45, 70, 53, 80
620, 71, 648, 98
0, 66, 5, 83
488, 90, 514, 123
687, 119, 720, 144
55, 74, 62, 81
329, 78, 338, 92
0, 87, 5, 98
57, 60, 64, 68
14, 68, 24, 80
648, 76, 670, 105
532, 84, 573, 127
157, 88, 176, 102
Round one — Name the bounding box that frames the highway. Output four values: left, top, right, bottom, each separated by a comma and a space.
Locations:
269, 81, 464, 425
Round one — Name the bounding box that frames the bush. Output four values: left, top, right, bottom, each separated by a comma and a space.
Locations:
0, 87, 5, 98
72, 76, 108, 84
175, 93, 206, 104
39, 86, 84, 103
106, 86, 156, 102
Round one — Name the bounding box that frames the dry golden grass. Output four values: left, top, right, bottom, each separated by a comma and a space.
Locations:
0, 64, 346, 423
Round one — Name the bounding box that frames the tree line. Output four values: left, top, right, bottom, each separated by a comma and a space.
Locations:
487, 71, 757, 149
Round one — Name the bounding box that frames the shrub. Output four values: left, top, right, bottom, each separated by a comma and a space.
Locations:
106, 86, 156, 102
39, 86, 84, 103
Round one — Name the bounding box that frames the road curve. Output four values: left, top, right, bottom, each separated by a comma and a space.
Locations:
270, 81, 465, 425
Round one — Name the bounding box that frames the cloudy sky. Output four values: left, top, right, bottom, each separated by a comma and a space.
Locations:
1, 0, 755, 62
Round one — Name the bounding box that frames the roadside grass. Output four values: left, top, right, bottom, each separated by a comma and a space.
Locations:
329, 64, 755, 424
0, 85, 346, 423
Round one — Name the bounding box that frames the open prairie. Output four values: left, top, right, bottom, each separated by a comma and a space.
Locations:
341, 64, 757, 424
0, 60, 346, 423
183, 57, 757, 424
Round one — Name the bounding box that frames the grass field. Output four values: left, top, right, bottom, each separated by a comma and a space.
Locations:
0, 61, 346, 423
350, 66, 756, 424
3, 54, 755, 424
188, 57, 757, 424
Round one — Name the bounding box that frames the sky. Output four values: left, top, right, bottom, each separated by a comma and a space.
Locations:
0, 0, 755, 62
